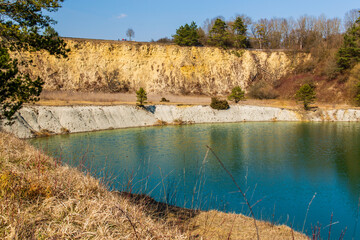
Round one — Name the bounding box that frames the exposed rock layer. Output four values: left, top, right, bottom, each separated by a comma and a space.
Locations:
2, 105, 360, 139
18, 39, 308, 95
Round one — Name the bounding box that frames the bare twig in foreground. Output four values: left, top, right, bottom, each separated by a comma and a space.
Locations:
206, 145, 260, 240
302, 192, 317, 233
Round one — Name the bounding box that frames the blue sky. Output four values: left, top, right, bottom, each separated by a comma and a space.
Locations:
49, 0, 359, 42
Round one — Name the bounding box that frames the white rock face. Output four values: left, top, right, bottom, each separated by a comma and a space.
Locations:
153, 105, 299, 123
1, 105, 360, 138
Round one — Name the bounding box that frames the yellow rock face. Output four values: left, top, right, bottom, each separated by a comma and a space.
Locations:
18, 39, 309, 95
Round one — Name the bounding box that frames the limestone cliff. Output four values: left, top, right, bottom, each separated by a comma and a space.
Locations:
18, 38, 309, 95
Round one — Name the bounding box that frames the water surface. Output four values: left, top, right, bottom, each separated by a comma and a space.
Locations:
30, 122, 360, 238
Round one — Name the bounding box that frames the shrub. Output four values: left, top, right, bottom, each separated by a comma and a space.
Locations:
249, 82, 279, 99
136, 87, 147, 106
295, 83, 316, 110
322, 57, 340, 81
156, 37, 173, 43
210, 97, 229, 110
354, 82, 360, 106
160, 97, 170, 102
228, 86, 245, 103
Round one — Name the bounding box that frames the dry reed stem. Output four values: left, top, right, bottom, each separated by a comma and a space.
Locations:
302, 192, 317, 233
206, 145, 260, 240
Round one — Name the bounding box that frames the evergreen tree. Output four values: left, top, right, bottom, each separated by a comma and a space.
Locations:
0, 0, 68, 121
173, 22, 200, 46
295, 84, 316, 110
136, 87, 147, 106
355, 82, 360, 106
232, 17, 248, 48
208, 18, 230, 48
337, 11, 360, 71
228, 86, 245, 103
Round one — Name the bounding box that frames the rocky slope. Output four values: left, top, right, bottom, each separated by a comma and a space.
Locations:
2, 105, 360, 138
17, 38, 309, 95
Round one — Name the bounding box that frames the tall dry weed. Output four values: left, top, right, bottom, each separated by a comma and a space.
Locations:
0, 132, 186, 239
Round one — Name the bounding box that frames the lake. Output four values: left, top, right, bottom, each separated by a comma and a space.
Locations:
30, 122, 360, 238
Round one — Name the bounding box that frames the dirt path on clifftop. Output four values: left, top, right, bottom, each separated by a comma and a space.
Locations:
34, 90, 353, 110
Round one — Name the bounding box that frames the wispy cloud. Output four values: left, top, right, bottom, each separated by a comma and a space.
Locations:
116, 13, 127, 19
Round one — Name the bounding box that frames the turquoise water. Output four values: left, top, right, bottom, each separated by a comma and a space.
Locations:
30, 122, 360, 238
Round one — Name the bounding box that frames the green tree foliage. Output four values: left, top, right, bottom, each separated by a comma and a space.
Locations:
337, 11, 360, 71
355, 82, 360, 106
0, 0, 68, 121
173, 22, 200, 46
295, 83, 316, 110
0, 47, 43, 121
228, 86, 245, 103
210, 97, 229, 110
136, 87, 147, 106
232, 17, 248, 48
208, 18, 230, 48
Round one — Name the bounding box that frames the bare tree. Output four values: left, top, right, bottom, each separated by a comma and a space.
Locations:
344, 9, 360, 31
185, 13, 346, 51
126, 28, 135, 41
251, 19, 270, 49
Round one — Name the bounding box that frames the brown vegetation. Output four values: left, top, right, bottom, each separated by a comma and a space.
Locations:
0, 132, 308, 239
0, 132, 186, 239
37, 90, 212, 106
37, 89, 357, 111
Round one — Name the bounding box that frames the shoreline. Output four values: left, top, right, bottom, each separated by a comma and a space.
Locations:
2, 104, 360, 139
0, 131, 308, 239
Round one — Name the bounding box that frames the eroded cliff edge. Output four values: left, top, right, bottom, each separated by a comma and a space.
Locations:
18, 38, 309, 95
2, 105, 360, 139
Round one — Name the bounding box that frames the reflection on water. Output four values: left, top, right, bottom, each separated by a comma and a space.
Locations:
30, 122, 360, 238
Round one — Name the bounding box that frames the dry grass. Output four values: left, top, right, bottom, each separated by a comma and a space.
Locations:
188, 210, 308, 240
0, 132, 186, 239
0, 132, 309, 239
36, 90, 357, 111
37, 90, 211, 106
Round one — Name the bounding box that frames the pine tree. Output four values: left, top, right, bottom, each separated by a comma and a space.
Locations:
228, 86, 245, 103
0, 0, 68, 121
208, 18, 230, 48
295, 84, 316, 110
337, 11, 360, 71
232, 17, 248, 48
355, 82, 360, 106
173, 22, 200, 46
136, 87, 147, 106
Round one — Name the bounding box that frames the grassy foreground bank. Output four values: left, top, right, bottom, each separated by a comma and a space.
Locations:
0, 132, 307, 239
